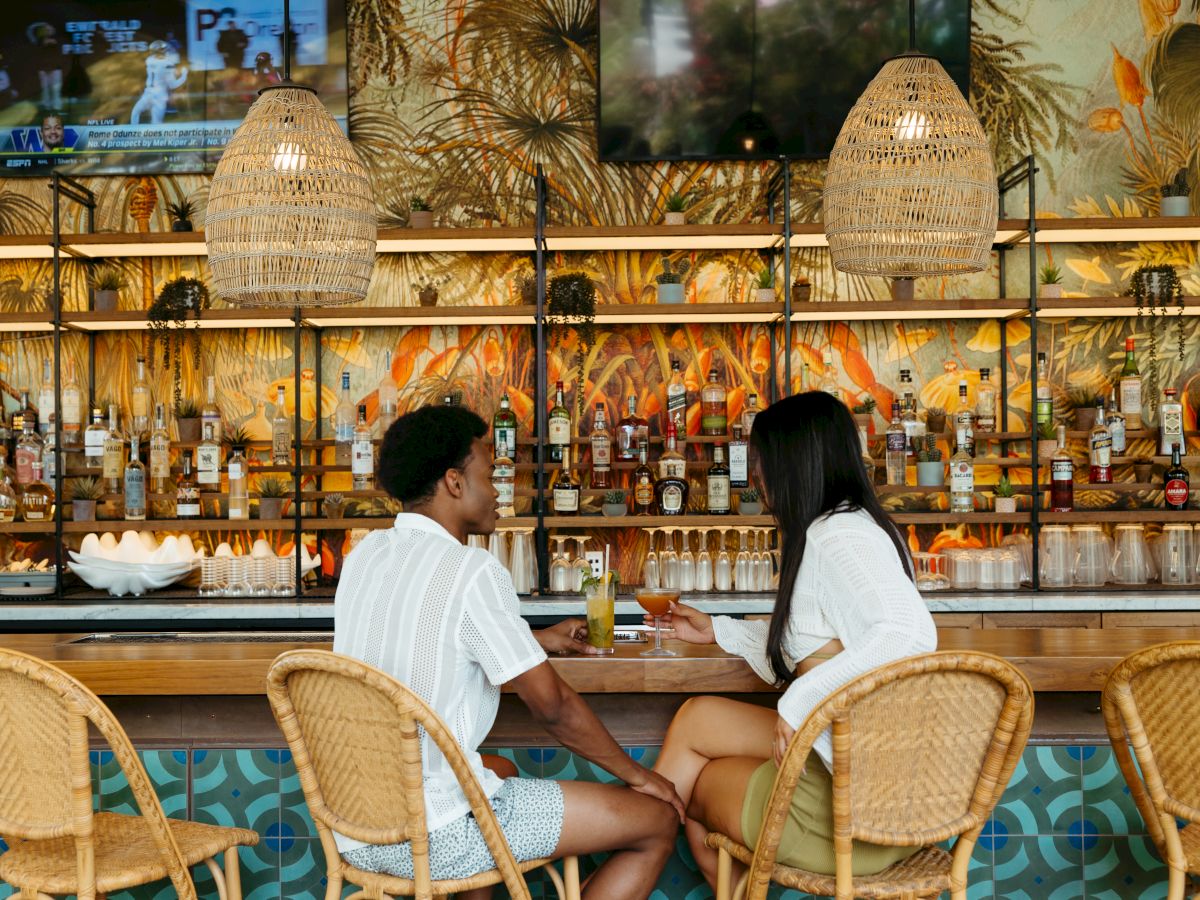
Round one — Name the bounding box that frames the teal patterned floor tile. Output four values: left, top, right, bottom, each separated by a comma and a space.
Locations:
483, 747, 545, 778
104, 881, 181, 899
994, 747, 1082, 836
555, 752, 622, 783
192, 749, 280, 833
192, 840, 281, 900
628, 746, 661, 768
278, 748, 317, 841
1084, 835, 1169, 899
1081, 745, 1149, 837
277, 837, 329, 899
99, 750, 188, 818
994, 836, 1083, 899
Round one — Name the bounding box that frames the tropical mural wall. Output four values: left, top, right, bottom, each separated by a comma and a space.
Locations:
0, 0, 1195, 582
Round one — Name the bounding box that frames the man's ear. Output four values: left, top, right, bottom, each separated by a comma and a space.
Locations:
442, 466, 466, 499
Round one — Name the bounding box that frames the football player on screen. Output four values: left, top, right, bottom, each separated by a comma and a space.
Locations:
131, 41, 189, 125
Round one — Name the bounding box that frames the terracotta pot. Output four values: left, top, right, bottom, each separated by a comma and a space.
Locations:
1161, 196, 1191, 217
916, 461, 944, 487
1038, 440, 1057, 460
755, 287, 776, 303
891, 278, 915, 301
418, 287, 439, 307
926, 414, 946, 434
409, 210, 434, 228
177, 417, 201, 443
72, 499, 95, 522
663, 211, 686, 226
1040, 284, 1063, 299
602, 503, 627, 517
1074, 407, 1098, 432
994, 496, 1017, 514
854, 412, 873, 433
791, 281, 811, 304
258, 497, 285, 521
1134, 462, 1155, 482
94, 290, 118, 312
171, 219, 193, 232
657, 283, 684, 304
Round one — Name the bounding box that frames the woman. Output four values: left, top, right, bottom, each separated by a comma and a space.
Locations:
652, 391, 937, 889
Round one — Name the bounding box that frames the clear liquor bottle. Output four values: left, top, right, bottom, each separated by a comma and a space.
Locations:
1050, 424, 1074, 512
41, 427, 56, 484
83, 407, 105, 471
729, 423, 749, 489
131, 355, 151, 437
1165, 443, 1190, 510
1089, 404, 1113, 484
102, 405, 124, 494
149, 403, 171, 495
666, 360, 687, 443
741, 393, 760, 433
271, 385, 291, 466
19, 459, 53, 522
124, 434, 146, 521
975, 367, 996, 433
351, 404, 374, 491
616, 394, 641, 461
1107, 388, 1126, 456
706, 444, 731, 515
333, 371, 355, 466
377, 349, 398, 436
176, 453, 200, 519
61, 359, 83, 447
589, 403, 611, 489
632, 440, 655, 515
201, 375, 222, 442
700, 368, 728, 435
492, 452, 515, 517
227, 444, 249, 519
551, 447, 580, 515
1160, 388, 1184, 456
953, 380, 974, 457
818, 350, 839, 397
885, 401, 907, 485
14, 409, 42, 487
196, 422, 221, 488
1119, 337, 1142, 430
547, 380, 570, 464
493, 393, 517, 462
0, 448, 16, 523
898, 369, 923, 455
949, 441, 974, 513
37, 358, 54, 436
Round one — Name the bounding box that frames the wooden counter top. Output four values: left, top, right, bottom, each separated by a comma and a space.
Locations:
2, 628, 1199, 696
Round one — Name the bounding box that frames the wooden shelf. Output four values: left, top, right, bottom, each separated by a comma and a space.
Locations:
593, 302, 783, 324
0, 520, 57, 533
542, 514, 774, 527
60, 518, 297, 533
543, 223, 781, 251
1037, 296, 1200, 318
791, 297, 1031, 321
1040, 510, 1200, 523
890, 512, 1029, 524
1005, 215, 1200, 245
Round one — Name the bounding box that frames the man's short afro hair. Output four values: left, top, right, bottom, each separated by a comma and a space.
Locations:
378, 405, 488, 504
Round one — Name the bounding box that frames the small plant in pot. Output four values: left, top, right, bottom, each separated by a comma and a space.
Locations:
174, 399, 201, 443
409, 196, 433, 228
166, 198, 195, 232
791, 273, 811, 304
753, 267, 775, 302
257, 477, 290, 521
925, 406, 947, 434
1161, 168, 1191, 217
1069, 389, 1105, 432
915, 433, 944, 486
547, 272, 598, 425
851, 397, 876, 433
413, 275, 447, 308
655, 254, 690, 304
1133, 456, 1155, 482
602, 489, 628, 517
992, 475, 1017, 514
1037, 420, 1058, 460
149, 277, 209, 409
1039, 264, 1064, 299
322, 492, 347, 520
90, 266, 126, 312
663, 192, 690, 226
890, 277, 915, 301
738, 488, 763, 516
70, 476, 103, 522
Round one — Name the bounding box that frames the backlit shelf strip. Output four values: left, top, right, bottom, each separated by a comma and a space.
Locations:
303, 305, 537, 328
0, 314, 54, 332
61, 309, 296, 332
1037, 296, 1200, 318
1009, 217, 1200, 245
594, 303, 783, 324
544, 225, 781, 251
376, 227, 536, 253
790, 299, 1030, 322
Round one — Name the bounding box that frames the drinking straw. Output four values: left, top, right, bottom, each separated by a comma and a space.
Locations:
604, 544, 611, 595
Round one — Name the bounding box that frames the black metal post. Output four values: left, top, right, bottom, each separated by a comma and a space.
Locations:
534, 165, 548, 594
293, 308, 303, 598
781, 158, 792, 398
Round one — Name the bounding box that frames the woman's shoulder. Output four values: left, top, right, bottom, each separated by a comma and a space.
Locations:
807, 506, 890, 541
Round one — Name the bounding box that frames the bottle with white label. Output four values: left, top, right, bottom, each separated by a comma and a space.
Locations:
196, 422, 221, 487
201, 375, 222, 443
953, 380, 974, 457
885, 402, 906, 486
975, 367, 996, 433
1107, 389, 1126, 456
61, 360, 82, 447
707, 444, 731, 515
124, 434, 146, 521
149, 403, 171, 495
227, 444, 248, 520
492, 454, 515, 517
655, 419, 689, 515
1160, 388, 1184, 456
547, 380, 571, 464
666, 359, 687, 445
37, 358, 54, 436
729, 424, 749, 489
271, 385, 291, 466
131, 356, 151, 437
1119, 337, 1142, 430
102, 405, 124, 494
589, 403, 611, 489
83, 408, 105, 470
949, 442, 974, 512
333, 371, 354, 466
551, 447, 580, 514
351, 404, 373, 490
1089, 405, 1112, 484
176, 453, 200, 519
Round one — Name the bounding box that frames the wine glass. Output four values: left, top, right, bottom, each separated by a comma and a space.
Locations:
694, 528, 714, 592
549, 536, 571, 593
660, 527, 680, 590
678, 529, 696, 593
643, 528, 660, 589
636, 587, 681, 657
572, 536, 591, 592
753, 529, 772, 591
714, 527, 733, 591
733, 527, 752, 592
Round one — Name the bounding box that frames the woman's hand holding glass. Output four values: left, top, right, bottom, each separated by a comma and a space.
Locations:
644, 602, 714, 644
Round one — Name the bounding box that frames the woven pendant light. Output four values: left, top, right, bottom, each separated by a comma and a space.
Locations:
823, 47, 998, 277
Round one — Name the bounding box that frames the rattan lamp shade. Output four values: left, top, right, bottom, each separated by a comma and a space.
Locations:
822, 54, 998, 278
206, 85, 376, 307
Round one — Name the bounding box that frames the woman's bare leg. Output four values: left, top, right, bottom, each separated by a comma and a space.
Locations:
686, 756, 764, 891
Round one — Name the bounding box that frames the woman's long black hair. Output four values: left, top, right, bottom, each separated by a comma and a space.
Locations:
750, 391, 914, 684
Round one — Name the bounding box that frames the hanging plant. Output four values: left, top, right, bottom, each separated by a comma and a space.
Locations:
1127, 264, 1184, 420
148, 277, 210, 408
547, 273, 597, 423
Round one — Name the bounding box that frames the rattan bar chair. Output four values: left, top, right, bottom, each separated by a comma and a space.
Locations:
0, 647, 258, 899
1102, 640, 1200, 900
705, 651, 1033, 900
265, 649, 581, 900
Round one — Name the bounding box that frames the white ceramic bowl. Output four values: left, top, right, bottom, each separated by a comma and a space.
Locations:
67, 557, 196, 597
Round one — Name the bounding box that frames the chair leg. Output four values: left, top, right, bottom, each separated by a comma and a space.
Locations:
323, 872, 343, 900
732, 870, 749, 900
224, 847, 244, 900
204, 857, 229, 900
563, 855, 581, 900
1170, 865, 1186, 900
716, 846, 732, 900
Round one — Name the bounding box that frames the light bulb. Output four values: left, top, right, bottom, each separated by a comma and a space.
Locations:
272, 141, 307, 172
742, 135, 756, 152
893, 110, 929, 141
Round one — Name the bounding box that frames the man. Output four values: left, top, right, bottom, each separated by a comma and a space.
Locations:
216, 18, 248, 70
39, 114, 64, 151
333, 405, 682, 899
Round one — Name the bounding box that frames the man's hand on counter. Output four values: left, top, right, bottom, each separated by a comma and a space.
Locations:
535, 618, 601, 655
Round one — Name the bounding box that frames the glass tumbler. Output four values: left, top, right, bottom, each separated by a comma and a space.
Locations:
946, 550, 976, 590
1039, 525, 1074, 587
1072, 525, 1110, 587
251, 557, 273, 596
199, 557, 226, 597
1111, 524, 1154, 585
272, 557, 296, 596
1161, 524, 1194, 586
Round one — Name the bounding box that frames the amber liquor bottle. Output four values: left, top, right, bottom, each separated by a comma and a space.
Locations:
1165, 443, 1189, 510
632, 440, 656, 515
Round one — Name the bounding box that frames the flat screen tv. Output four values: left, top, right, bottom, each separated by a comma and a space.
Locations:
598, 0, 970, 161
0, 0, 347, 176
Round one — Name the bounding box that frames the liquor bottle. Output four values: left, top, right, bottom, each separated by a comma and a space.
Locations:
949, 441, 974, 513
14, 410, 42, 487
18, 389, 36, 435
1107, 388, 1126, 456
656, 419, 689, 515
886, 401, 907, 486
741, 392, 760, 434
41, 427, 56, 484
201, 375, 222, 442
1035, 352, 1052, 429
547, 380, 570, 464
149, 403, 171, 495
37, 358, 54, 436
589, 403, 611, 489
616, 394, 643, 461
975, 367, 996, 433
351, 404, 374, 491
333, 371, 354, 466
706, 445, 731, 515
102, 405, 124, 494
0, 448, 16, 523
227, 444, 249, 520
61, 360, 82, 447
271, 385, 291, 466
493, 393, 517, 462
492, 452, 515, 517
666, 359, 687, 442
551, 447, 580, 515
19, 460, 53, 522
1050, 424, 1074, 512
176, 453, 200, 519
700, 368, 728, 435
131, 356, 151, 437
1089, 404, 1112, 484
377, 349, 398, 436
953, 380, 974, 457
632, 440, 655, 515
1119, 337, 1142, 430
898, 369, 924, 455
196, 422, 221, 488
124, 434, 146, 521
1160, 388, 1184, 456
1165, 443, 1190, 510
729, 423, 749, 489
818, 350, 839, 397
84, 408, 105, 471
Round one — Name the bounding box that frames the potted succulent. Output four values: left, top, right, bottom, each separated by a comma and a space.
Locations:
754, 268, 775, 302
166, 198, 195, 232
91, 266, 126, 312
992, 475, 1017, 514
663, 192, 689, 226
1039, 264, 1064, 299
70, 476, 102, 522
257, 477, 290, 521
791, 274, 811, 304
413, 275, 447, 307
852, 398, 876, 433
175, 399, 202, 443
322, 493, 347, 519
602, 489, 628, 517
655, 255, 690, 304
925, 406, 947, 434
1037, 420, 1058, 460
1069, 390, 1104, 433
1133, 456, 1155, 482
409, 197, 433, 228
915, 433, 944, 486
890, 277, 915, 301
1161, 168, 1191, 217
738, 488, 763, 516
